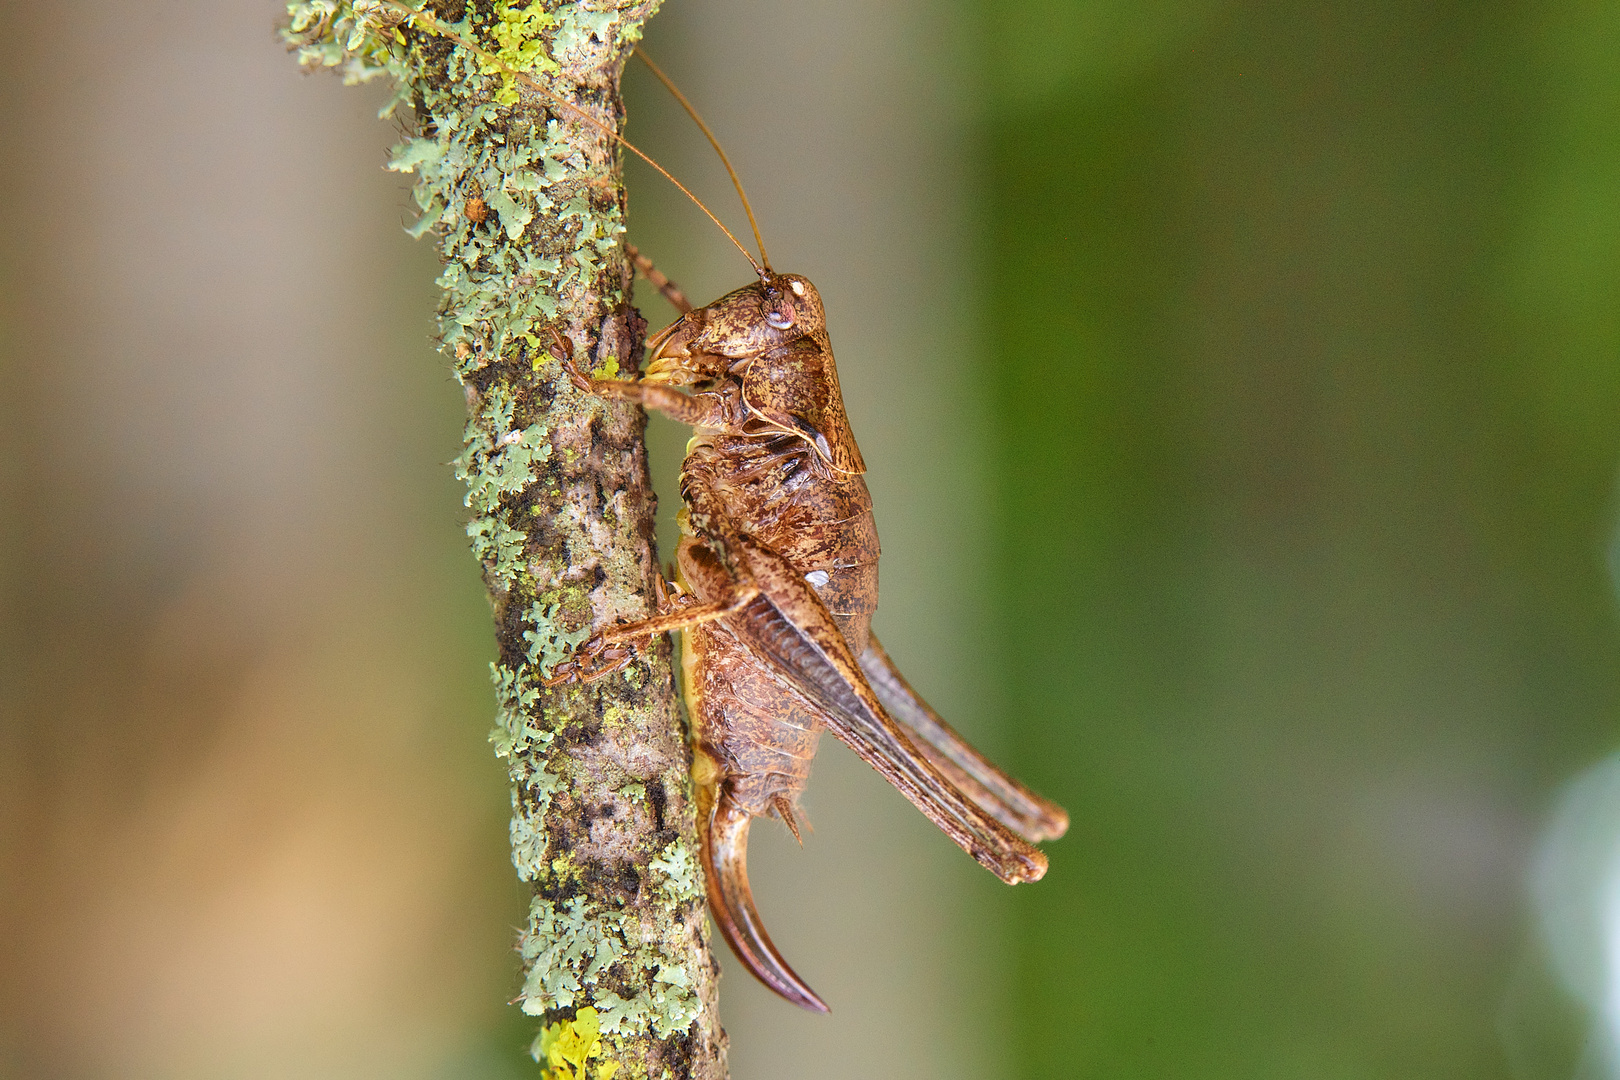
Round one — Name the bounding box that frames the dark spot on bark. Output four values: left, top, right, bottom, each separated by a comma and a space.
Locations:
595, 957, 650, 1005
592, 564, 606, 588
575, 856, 638, 901
545, 789, 578, 827
540, 1004, 580, 1029
534, 874, 585, 905
648, 779, 667, 833
664, 1028, 696, 1077
467, 364, 502, 400
577, 711, 603, 744
625, 305, 648, 359
493, 600, 535, 671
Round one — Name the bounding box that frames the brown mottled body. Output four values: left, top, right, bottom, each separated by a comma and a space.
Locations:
550, 272, 1068, 1012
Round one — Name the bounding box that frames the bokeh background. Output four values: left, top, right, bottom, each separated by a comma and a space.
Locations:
3, 1, 1620, 1078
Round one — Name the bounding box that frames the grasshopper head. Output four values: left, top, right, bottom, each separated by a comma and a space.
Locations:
642, 274, 825, 384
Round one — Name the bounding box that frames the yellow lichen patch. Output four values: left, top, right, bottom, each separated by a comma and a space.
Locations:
480, 0, 559, 105
535, 1007, 620, 1080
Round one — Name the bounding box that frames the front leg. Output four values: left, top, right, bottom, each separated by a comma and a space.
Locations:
552, 336, 729, 428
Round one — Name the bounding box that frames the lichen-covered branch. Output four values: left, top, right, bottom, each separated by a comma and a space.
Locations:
283, 3, 727, 1077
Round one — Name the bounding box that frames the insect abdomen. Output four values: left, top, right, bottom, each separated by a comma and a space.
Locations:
689, 618, 823, 818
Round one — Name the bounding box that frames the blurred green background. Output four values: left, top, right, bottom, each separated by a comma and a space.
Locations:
3, 1, 1620, 1078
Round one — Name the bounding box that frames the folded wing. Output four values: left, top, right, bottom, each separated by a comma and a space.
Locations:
725, 537, 1049, 884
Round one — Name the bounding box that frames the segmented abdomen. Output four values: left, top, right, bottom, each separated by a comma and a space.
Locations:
685, 616, 823, 819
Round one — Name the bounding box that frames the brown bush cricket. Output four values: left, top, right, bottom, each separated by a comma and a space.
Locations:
397, 8, 1070, 1013
545, 62, 1069, 1013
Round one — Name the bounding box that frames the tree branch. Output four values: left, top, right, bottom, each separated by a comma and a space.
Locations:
284, 3, 727, 1076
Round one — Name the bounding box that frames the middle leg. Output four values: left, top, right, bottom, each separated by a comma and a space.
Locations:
543, 539, 760, 687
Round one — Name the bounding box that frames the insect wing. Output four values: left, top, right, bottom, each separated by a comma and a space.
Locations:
859, 635, 1069, 843
725, 540, 1048, 884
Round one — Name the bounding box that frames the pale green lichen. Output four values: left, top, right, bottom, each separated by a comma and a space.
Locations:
553, 9, 619, 60
494, 656, 568, 882
592, 965, 700, 1041
551, 3, 652, 66
509, 772, 564, 879
402, 112, 580, 363
520, 895, 629, 1014
519, 895, 701, 1038
289, 1, 626, 367
489, 661, 546, 758
524, 595, 591, 678
649, 839, 701, 902
284, 0, 417, 115
387, 105, 626, 362
453, 387, 552, 588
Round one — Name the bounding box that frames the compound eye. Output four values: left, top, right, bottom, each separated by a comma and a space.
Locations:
764, 297, 796, 330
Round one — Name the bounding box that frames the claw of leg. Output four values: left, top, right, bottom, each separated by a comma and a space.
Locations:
653, 572, 689, 614
702, 787, 829, 1014
547, 328, 594, 392
542, 635, 635, 687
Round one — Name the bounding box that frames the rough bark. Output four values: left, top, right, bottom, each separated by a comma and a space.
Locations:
284, 3, 727, 1077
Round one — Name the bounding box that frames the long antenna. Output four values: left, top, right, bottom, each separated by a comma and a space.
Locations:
632, 49, 771, 273
377, 1, 765, 277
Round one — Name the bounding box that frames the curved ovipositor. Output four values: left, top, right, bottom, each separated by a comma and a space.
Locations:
700, 783, 830, 1013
